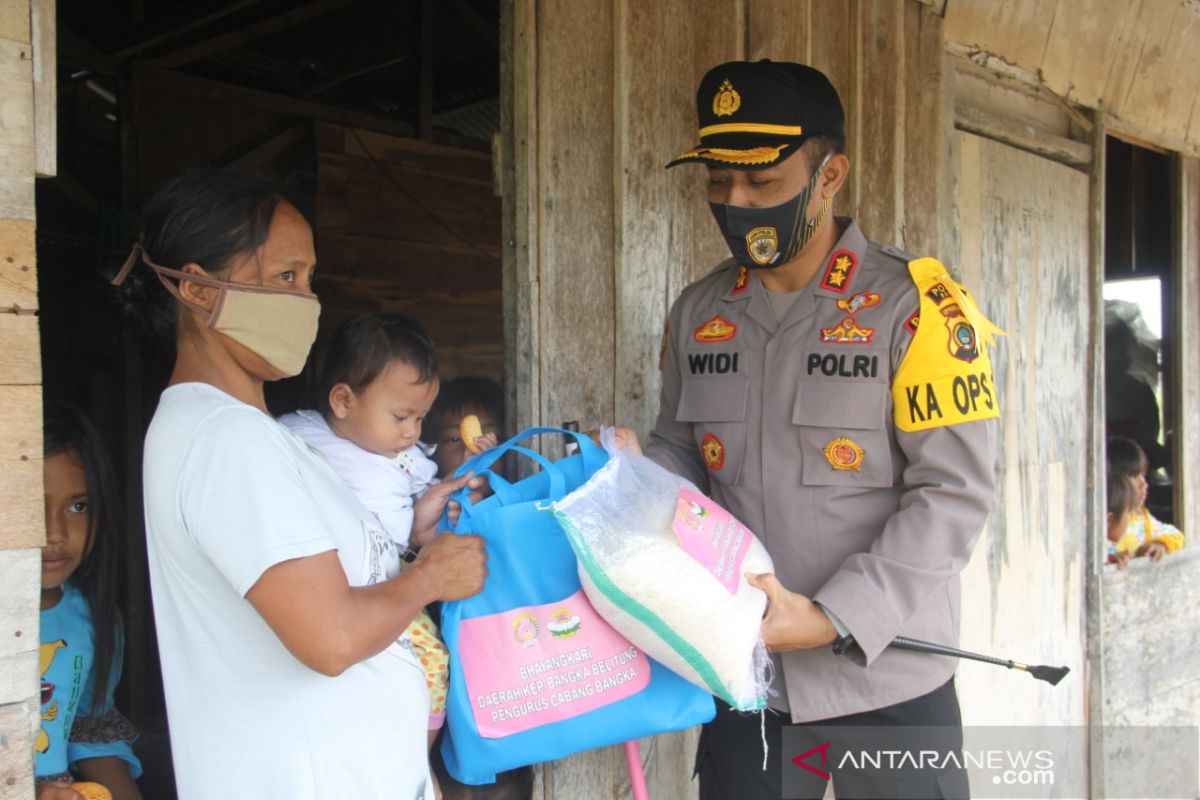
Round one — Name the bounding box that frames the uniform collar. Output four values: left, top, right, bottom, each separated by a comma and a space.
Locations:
813, 218, 868, 299
720, 262, 777, 332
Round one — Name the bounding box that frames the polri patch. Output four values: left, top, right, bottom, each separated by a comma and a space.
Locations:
819, 250, 858, 293
701, 433, 726, 471
823, 437, 864, 472
693, 315, 738, 343
903, 310, 920, 336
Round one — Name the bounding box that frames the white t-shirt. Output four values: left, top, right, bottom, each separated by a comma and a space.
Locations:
143, 384, 432, 800
278, 409, 439, 547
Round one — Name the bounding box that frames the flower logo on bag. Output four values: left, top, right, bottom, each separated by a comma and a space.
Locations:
512, 613, 540, 648
547, 608, 582, 638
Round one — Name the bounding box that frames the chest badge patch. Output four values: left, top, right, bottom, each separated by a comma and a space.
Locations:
821, 291, 880, 344
823, 437, 864, 472
694, 315, 738, 343
745, 227, 779, 266
701, 433, 726, 471
731, 266, 750, 296
819, 249, 858, 293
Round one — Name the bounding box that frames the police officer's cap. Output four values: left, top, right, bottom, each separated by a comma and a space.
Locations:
667, 59, 844, 170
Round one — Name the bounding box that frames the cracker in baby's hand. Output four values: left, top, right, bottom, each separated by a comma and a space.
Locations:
460, 414, 484, 454
72, 783, 113, 800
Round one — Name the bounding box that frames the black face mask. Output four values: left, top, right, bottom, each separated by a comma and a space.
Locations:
708, 155, 831, 270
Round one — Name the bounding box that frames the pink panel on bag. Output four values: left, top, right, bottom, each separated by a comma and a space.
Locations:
672, 487, 754, 595
457, 589, 651, 738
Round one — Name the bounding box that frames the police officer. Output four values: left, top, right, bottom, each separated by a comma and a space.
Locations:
644, 60, 1002, 799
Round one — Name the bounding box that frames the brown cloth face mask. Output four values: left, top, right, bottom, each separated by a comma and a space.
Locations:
113, 243, 321, 377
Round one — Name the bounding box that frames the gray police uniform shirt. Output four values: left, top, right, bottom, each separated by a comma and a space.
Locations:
645, 218, 999, 723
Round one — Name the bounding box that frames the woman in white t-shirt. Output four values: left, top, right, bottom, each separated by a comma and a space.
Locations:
112, 169, 487, 800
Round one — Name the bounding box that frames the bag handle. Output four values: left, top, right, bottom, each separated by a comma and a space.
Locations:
450, 427, 603, 531
454, 426, 607, 477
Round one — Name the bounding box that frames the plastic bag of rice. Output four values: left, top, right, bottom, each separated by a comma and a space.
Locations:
552, 430, 773, 711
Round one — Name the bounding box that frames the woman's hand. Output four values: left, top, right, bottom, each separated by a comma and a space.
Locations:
410, 531, 488, 602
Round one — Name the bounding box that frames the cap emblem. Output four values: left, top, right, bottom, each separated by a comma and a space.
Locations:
745, 227, 779, 266
712, 79, 741, 117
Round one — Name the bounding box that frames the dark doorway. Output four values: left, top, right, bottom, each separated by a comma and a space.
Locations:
1103, 136, 1176, 525
38, 3, 501, 795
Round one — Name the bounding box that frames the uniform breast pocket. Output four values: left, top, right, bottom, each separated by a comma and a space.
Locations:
792, 378, 894, 488
677, 376, 749, 486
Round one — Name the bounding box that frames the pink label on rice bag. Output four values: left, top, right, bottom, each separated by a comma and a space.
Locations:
672, 487, 753, 595
456, 589, 651, 738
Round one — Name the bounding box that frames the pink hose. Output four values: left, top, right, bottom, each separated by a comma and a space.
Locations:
624, 739, 650, 800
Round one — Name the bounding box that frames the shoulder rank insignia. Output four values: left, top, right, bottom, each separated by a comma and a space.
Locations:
713, 79, 741, 117
730, 266, 750, 296
819, 250, 858, 293
892, 257, 1006, 433
694, 315, 737, 343
824, 437, 864, 472
701, 433, 725, 471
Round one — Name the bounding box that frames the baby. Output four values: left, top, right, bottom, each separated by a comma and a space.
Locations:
279, 313, 494, 762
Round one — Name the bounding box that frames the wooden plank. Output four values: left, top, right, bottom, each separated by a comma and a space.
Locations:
901, 1, 945, 256
110, 0, 263, 59
955, 104, 1092, 168
747, 0, 809, 62
854, 0, 905, 245
943, 0, 1060, 76
224, 123, 305, 169
953, 131, 1090, 730
0, 313, 39, 385
316, 235, 500, 289
807, 0, 857, 220
0, 549, 38, 704
1111, 1, 1183, 137
340, 127, 494, 185
0, 699, 37, 797
0, 218, 37, 311
534, 0, 615, 443
0, 385, 42, 549
499, 0, 540, 442
1175, 156, 1200, 536
30, 0, 52, 177
0, 38, 35, 222
951, 56, 1075, 140
0, 0, 30, 43
418, 0, 434, 141
146, 0, 357, 70
1039, 0, 1128, 108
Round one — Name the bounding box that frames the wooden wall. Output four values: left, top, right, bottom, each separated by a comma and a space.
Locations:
314, 123, 503, 382
949, 132, 1090, 737
0, 0, 51, 794
504, 1, 952, 797
945, 0, 1200, 154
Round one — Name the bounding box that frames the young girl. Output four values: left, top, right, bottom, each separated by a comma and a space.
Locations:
37, 406, 142, 800
1107, 436, 1185, 562
279, 313, 495, 792
1105, 463, 1138, 570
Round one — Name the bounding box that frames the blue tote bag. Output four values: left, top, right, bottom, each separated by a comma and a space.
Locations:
439, 427, 715, 785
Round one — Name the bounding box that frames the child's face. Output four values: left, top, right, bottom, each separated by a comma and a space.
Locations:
333, 360, 439, 458
432, 404, 501, 477
1130, 471, 1148, 507
42, 447, 91, 595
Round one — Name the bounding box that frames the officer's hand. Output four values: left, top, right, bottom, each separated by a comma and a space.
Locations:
747, 573, 838, 652
587, 426, 642, 455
